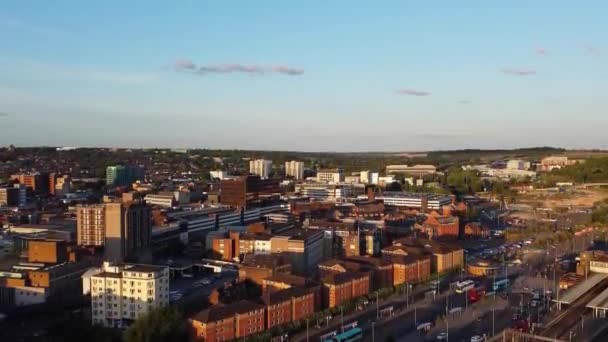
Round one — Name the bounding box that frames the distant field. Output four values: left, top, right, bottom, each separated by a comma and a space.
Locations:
519, 188, 608, 208
563, 151, 608, 158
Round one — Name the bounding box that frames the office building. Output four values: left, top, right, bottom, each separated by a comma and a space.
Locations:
106, 165, 145, 187
285, 229, 324, 275
285, 161, 305, 180
295, 183, 365, 201
316, 169, 344, 183
220, 175, 281, 209
88, 262, 169, 328
249, 159, 273, 179
375, 192, 452, 210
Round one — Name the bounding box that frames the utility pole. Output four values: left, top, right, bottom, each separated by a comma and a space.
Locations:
341, 307, 344, 333
406, 282, 409, 308
492, 308, 495, 336
376, 292, 379, 320
446, 289, 449, 315
446, 318, 449, 342
372, 321, 376, 342
306, 319, 309, 342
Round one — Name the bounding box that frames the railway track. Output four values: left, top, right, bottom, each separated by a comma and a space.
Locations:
540, 279, 608, 339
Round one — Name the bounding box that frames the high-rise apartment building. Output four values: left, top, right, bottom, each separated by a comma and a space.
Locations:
249, 159, 273, 179
0, 184, 28, 207
106, 165, 145, 187
88, 262, 169, 328
77, 205, 106, 247
285, 161, 304, 180
104, 201, 151, 262
77, 200, 151, 262
10, 172, 51, 195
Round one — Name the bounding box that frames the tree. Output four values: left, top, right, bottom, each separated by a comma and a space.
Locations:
123, 307, 188, 342
47, 316, 121, 342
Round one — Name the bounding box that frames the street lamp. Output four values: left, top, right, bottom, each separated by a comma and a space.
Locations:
372, 321, 376, 342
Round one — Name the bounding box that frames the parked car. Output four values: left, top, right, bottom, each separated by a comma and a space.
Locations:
436, 332, 448, 340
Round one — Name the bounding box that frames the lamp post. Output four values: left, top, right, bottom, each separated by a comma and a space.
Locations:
372, 321, 376, 342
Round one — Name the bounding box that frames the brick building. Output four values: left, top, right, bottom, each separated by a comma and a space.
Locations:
190, 300, 265, 341
238, 254, 292, 285
418, 213, 459, 239
321, 272, 370, 308
262, 286, 316, 328
464, 222, 490, 239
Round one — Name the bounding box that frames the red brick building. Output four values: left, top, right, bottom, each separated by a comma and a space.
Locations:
190, 300, 265, 342
464, 222, 490, 239
262, 286, 316, 328
419, 213, 459, 239
238, 254, 292, 286
321, 272, 370, 308
390, 255, 431, 285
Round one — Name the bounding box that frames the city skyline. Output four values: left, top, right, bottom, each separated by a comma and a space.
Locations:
1, 1, 607, 151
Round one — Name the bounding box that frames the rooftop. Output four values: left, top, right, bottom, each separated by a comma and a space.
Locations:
192, 300, 265, 323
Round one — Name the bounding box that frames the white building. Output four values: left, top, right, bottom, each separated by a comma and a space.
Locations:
87, 262, 170, 328
359, 171, 371, 184
209, 170, 228, 180
370, 172, 379, 185
285, 161, 304, 180
249, 159, 273, 179
296, 183, 365, 201
344, 176, 361, 184
316, 169, 344, 183
378, 175, 396, 186
506, 160, 531, 170
386, 164, 437, 177
375, 192, 452, 210
469, 165, 536, 180
144, 193, 175, 207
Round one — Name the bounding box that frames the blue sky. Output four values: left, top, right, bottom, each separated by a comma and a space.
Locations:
0, 1, 606, 151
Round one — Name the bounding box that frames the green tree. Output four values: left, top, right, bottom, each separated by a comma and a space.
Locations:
123, 306, 188, 342
47, 316, 121, 342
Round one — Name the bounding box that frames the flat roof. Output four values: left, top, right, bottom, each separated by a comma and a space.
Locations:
377, 192, 451, 201
555, 273, 608, 304
587, 286, 608, 310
